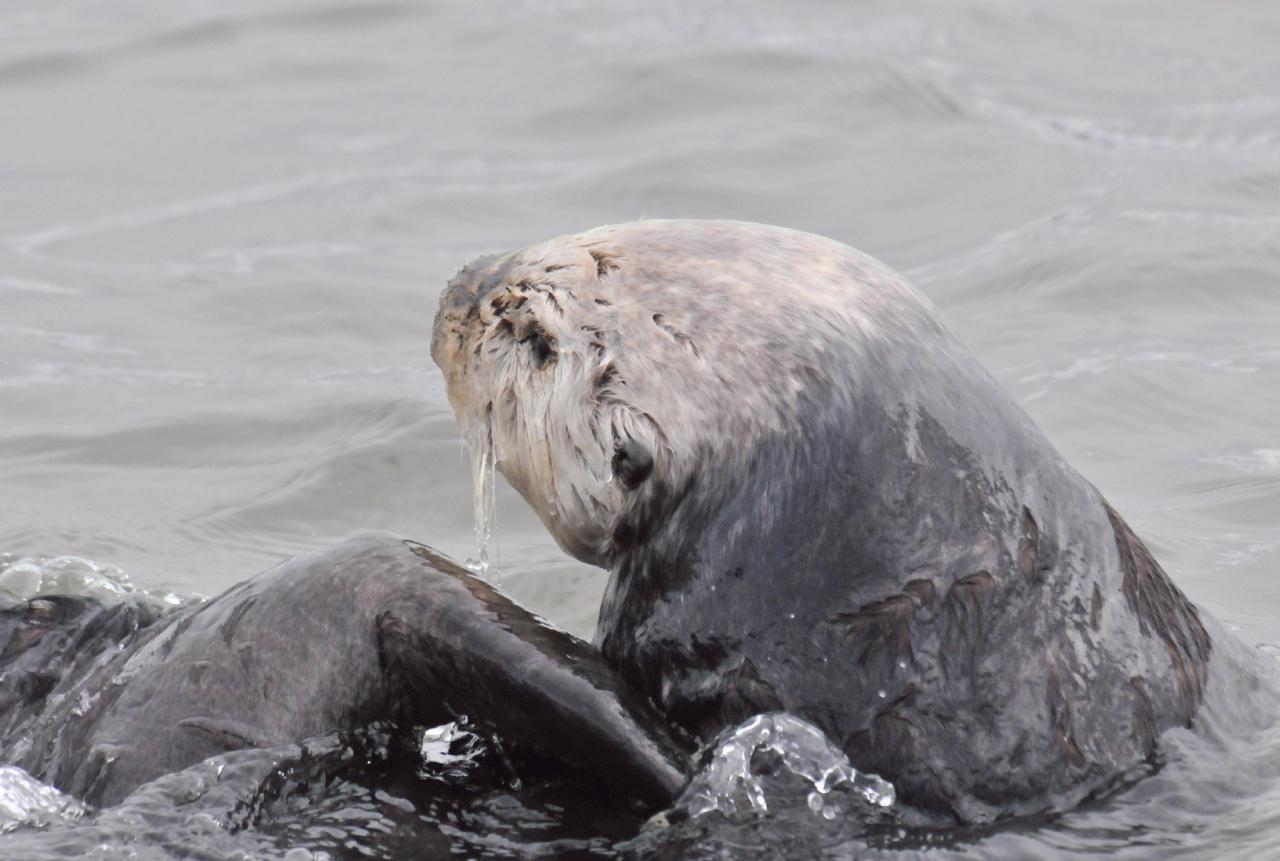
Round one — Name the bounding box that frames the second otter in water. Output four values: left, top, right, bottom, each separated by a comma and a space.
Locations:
432, 219, 1218, 823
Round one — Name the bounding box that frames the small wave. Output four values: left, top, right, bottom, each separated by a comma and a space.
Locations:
0, 277, 80, 296
0, 158, 589, 261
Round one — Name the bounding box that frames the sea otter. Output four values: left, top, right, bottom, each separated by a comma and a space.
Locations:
0, 220, 1223, 828
431, 219, 1215, 823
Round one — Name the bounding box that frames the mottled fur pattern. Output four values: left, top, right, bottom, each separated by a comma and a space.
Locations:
431, 222, 921, 567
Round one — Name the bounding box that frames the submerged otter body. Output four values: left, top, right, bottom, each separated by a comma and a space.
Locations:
433, 219, 1215, 822
0, 535, 688, 809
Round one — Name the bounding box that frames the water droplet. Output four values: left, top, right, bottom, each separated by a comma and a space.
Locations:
878, 689, 887, 699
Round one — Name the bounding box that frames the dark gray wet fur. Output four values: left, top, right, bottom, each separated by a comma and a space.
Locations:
433, 220, 1223, 824
591, 225, 1212, 822
0, 534, 690, 809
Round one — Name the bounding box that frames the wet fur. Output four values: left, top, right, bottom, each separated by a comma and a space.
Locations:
0, 536, 688, 809
433, 220, 1214, 823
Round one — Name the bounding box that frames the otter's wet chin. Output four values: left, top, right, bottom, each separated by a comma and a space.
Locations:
494, 459, 613, 570
546, 517, 610, 569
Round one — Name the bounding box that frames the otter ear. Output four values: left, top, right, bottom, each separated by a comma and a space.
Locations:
612, 438, 654, 490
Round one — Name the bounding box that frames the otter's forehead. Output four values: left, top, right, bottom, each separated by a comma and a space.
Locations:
430, 220, 938, 446
432, 220, 912, 370
579, 220, 907, 343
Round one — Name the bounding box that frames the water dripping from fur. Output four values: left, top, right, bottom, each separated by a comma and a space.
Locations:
463, 417, 498, 576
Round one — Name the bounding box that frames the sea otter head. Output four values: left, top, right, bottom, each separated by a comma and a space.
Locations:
431, 220, 912, 570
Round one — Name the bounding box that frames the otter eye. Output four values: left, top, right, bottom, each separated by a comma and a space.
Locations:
523, 330, 555, 369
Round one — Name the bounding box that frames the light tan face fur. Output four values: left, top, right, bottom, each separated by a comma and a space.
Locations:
430, 220, 913, 568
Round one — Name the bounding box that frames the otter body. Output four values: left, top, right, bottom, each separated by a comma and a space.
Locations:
0, 535, 688, 809
433, 220, 1213, 821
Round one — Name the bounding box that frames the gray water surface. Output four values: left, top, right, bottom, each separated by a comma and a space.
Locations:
2, 1, 1279, 857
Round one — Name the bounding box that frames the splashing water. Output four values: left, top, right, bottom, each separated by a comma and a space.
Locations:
419, 719, 487, 775
677, 714, 895, 821
0, 767, 85, 835
0, 554, 188, 609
